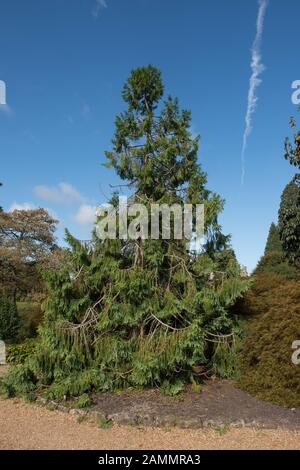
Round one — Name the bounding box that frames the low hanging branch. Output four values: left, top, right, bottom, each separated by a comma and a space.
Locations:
61, 296, 104, 332
150, 313, 191, 331
3, 66, 250, 401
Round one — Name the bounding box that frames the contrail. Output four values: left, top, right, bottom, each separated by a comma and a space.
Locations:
241, 0, 269, 184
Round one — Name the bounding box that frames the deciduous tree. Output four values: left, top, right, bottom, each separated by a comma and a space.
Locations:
0, 208, 58, 298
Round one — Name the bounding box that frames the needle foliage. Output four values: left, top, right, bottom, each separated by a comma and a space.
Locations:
2, 66, 249, 400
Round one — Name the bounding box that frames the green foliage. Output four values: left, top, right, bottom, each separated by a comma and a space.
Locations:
160, 379, 185, 396
255, 221, 298, 279
75, 393, 92, 409
238, 273, 300, 407
0, 296, 20, 340
280, 113, 300, 267
255, 251, 299, 278
284, 114, 300, 170
6, 339, 37, 364
209, 337, 241, 379
264, 223, 282, 254
0, 364, 36, 398
2, 66, 249, 399
278, 180, 300, 268
98, 417, 113, 429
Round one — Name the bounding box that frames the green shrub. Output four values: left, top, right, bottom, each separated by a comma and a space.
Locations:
74, 393, 92, 409
238, 273, 300, 407
98, 418, 113, 429
6, 339, 37, 364
160, 379, 185, 396
0, 364, 36, 398
231, 273, 287, 317
255, 252, 299, 279
0, 297, 20, 340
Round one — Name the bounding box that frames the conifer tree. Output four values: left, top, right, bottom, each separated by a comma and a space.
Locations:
278, 180, 300, 267
264, 223, 282, 255
279, 112, 300, 267
3, 66, 250, 399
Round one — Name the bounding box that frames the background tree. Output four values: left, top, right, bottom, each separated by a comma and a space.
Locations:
0, 208, 59, 299
278, 180, 300, 268
264, 223, 282, 254
279, 112, 300, 267
3, 66, 250, 400
254, 220, 298, 278
284, 114, 300, 170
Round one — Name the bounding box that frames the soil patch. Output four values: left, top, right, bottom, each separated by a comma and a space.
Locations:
88, 380, 300, 429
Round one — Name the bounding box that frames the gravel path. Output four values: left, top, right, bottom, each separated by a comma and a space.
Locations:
1, 398, 300, 450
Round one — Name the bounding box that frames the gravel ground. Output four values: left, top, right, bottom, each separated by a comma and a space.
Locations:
1, 398, 300, 450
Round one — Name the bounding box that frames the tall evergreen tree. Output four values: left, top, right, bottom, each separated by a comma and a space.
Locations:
264, 223, 282, 255
278, 180, 300, 267
3, 66, 249, 399
265, 222, 282, 255
279, 112, 300, 266
255, 215, 298, 279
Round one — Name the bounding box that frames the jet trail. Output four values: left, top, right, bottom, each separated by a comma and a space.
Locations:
241, 0, 269, 184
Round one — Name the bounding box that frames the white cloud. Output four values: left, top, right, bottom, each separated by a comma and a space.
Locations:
241, 0, 269, 184
9, 202, 36, 212
34, 182, 87, 205
92, 0, 107, 18
74, 204, 97, 225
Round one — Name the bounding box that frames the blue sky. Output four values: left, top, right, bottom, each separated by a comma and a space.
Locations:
0, 0, 299, 271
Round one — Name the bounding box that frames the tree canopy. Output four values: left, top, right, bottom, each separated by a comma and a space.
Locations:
0, 208, 59, 298
278, 180, 300, 268
278, 112, 300, 267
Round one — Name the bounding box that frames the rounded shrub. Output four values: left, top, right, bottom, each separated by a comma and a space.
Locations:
255, 252, 299, 279
238, 273, 300, 407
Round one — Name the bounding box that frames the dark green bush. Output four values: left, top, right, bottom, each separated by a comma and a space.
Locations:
0, 297, 20, 340
0, 364, 37, 399
238, 273, 300, 407
6, 339, 37, 364
255, 252, 299, 279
